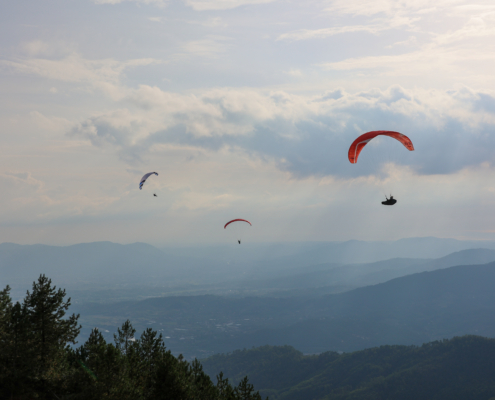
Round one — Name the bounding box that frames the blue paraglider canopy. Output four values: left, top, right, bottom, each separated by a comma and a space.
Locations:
139, 172, 158, 190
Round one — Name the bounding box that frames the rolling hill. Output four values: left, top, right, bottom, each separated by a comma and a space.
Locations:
201, 336, 495, 400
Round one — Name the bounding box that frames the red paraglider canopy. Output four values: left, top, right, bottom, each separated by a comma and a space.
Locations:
348, 131, 414, 164
224, 219, 252, 229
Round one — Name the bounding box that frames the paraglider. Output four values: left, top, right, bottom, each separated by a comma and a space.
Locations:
348, 131, 414, 205
348, 130, 414, 164
224, 219, 251, 244
224, 219, 252, 229
382, 195, 397, 206
139, 172, 158, 190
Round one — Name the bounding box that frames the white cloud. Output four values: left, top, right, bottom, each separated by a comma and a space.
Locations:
184, 17, 227, 27
278, 25, 385, 41
181, 36, 232, 57
92, 0, 274, 9
93, 0, 166, 5
19, 40, 78, 59
316, 9, 495, 89
319, 41, 495, 77
278, 15, 418, 41
434, 12, 495, 45
387, 35, 418, 48
184, 0, 275, 11
0, 54, 159, 98
322, 0, 463, 17
21, 40, 52, 57
1, 54, 153, 83
284, 69, 303, 77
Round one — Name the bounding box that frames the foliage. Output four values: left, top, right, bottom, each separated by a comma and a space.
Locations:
202, 338, 495, 400
0, 275, 266, 400
0, 275, 81, 399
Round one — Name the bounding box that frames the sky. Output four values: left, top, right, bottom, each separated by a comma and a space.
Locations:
1, 0, 495, 246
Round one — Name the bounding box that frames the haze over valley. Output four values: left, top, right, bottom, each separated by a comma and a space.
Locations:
4, 237, 495, 360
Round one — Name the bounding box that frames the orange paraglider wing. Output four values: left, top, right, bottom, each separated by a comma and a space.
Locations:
348, 131, 414, 164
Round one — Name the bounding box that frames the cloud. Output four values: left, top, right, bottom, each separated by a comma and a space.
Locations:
0, 53, 159, 98
434, 12, 495, 45
92, 0, 274, 9
21, 40, 52, 57
312, 2, 495, 87
277, 15, 418, 41
318, 11, 495, 77
284, 69, 303, 77
322, 0, 460, 18
68, 84, 495, 179
0, 170, 117, 224
183, 0, 275, 11
93, 0, 166, 5
181, 36, 232, 57
1, 54, 155, 83
278, 25, 384, 41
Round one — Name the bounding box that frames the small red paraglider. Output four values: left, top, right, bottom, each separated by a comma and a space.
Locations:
224, 219, 252, 229
224, 219, 252, 244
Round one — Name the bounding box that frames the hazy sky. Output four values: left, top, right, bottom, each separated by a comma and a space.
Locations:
1, 0, 495, 245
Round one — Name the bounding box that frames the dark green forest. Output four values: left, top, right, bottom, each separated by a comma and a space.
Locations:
0, 275, 265, 400
202, 337, 495, 400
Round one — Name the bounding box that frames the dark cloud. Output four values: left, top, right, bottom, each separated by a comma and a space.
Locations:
71, 86, 495, 179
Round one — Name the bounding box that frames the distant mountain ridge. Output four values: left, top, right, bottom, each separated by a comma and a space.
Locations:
227, 248, 495, 293
3, 237, 495, 292
166, 237, 495, 269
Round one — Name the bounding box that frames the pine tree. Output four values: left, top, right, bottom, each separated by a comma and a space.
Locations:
190, 358, 219, 399
138, 327, 167, 393
0, 286, 15, 397
153, 352, 196, 399
24, 274, 81, 397
235, 376, 264, 400
0, 285, 11, 370
0, 286, 36, 398
113, 319, 143, 394
114, 319, 136, 356
217, 372, 237, 400
0, 285, 11, 338
6, 302, 32, 396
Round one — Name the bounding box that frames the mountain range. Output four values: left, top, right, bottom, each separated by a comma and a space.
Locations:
70, 255, 495, 358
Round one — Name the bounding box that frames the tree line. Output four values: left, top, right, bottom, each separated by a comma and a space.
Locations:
0, 274, 266, 400
203, 339, 495, 400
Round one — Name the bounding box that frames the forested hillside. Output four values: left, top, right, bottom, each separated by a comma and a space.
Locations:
0, 275, 264, 400
202, 336, 495, 400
